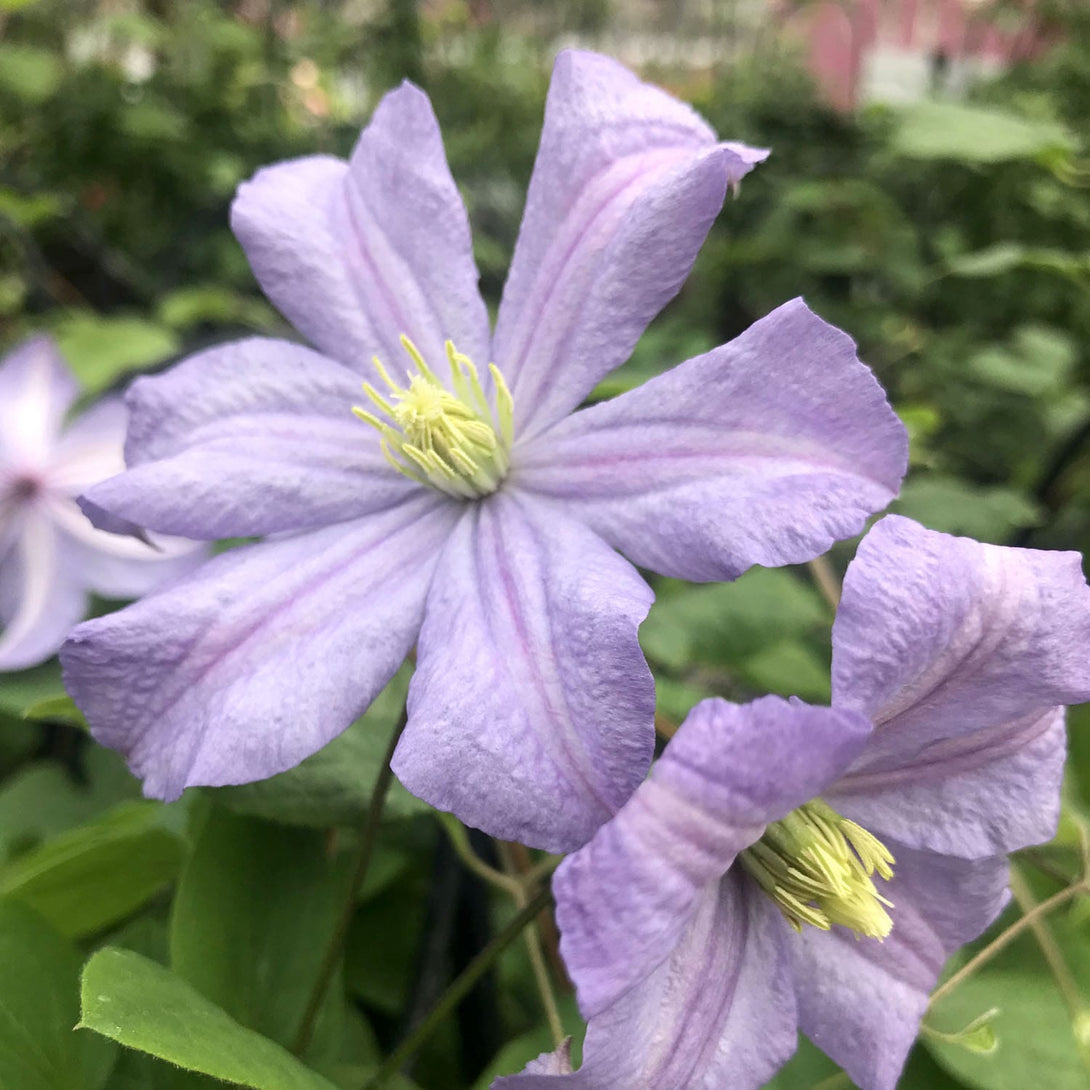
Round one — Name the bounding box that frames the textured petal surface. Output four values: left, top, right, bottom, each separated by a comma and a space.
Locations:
493, 50, 766, 438
494, 877, 796, 1090
62, 495, 457, 799
827, 706, 1066, 858
555, 697, 872, 1016
833, 515, 1090, 766
80, 339, 418, 539
0, 512, 85, 671
0, 335, 78, 471
792, 845, 1010, 1090
393, 493, 655, 853
515, 300, 907, 580
231, 84, 489, 371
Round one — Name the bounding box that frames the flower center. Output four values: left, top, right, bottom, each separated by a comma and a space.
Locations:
353, 336, 514, 500
739, 798, 895, 940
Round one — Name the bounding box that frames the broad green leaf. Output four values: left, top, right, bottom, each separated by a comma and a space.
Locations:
927, 969, 1090, 1089
0, 660, 63, 717
740, 639, 831, 703
23, 694, 88, 731
170, 809, 352, 1054
641, 568, 829, 672
212, 667, 427, 827
0, 43, 63, 102
893, 476, 1041, 542
0, 186, 65, 228
52, 314, 179, 394
79, 949, 340, 1090
0, 802, 184, 937
0, 763, 109, 862
892, 102, 1074, 163
0, 900, 114, 1090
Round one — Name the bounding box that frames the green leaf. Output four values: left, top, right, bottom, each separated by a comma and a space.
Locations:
892, 102, 1074, 164
0, 802, 185, 938
23, 694, 88, 731
893, 476, 1042, 542
923, 1008, 1001, 1055
0, 44, 63, 103
0, 661, 64, 717
52, 314, 179, 394
0, 900, 114, 1090
641, 568, 829, 673
79, 949, 340, 1090
927, 969, 1090, 1089
170, 809, 352, 1054
212, 667, 426, 827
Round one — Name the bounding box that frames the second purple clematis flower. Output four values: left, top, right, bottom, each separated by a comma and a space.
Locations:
498, 516, 1090, 1088
0, 336, 204, 671
62, 50, 906, 851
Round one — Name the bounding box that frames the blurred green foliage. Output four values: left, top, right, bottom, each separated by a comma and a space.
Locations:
2, 0, 1090, 1087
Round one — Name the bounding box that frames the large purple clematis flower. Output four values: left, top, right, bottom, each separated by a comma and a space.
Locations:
496, 515, 1090, 1088
61, 50, 906, 852
0, 336, 203, 671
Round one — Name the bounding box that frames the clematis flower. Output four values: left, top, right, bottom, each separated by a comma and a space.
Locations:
0, 336, 203, 672
496, 515, 1090, 1088
62, 50, 906, 852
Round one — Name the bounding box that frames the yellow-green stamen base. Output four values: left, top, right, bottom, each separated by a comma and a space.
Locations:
353, 336, 514, 500
740, 798, 895, 940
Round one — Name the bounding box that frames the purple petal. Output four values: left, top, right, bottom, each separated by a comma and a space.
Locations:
792, 845, 1009, 1090
231, 84, 489, 371
515, 299, 907, 580
392, 493, 655, 853
44, 493, 207, 600
0, 513, 85, 671
494, 1041, 575, 1084
827, 707, 1066, 858
555, 697, 872, 1017
833, 515, 1090, 767
0, 335, 79, 471
494, 877, 796, 1090
79, 339, 419, 540
61, 495, 458, 799
493, 50, 766, 439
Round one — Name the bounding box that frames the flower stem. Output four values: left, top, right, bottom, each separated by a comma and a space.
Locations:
807, 556, 841, 611
498, 842, 564, 1048
292, 702, 410, 1056
362, 883, 554, 1089
929, 878, 1090, 1008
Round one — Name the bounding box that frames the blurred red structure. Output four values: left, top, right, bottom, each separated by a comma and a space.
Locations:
786, 1, 1059, 108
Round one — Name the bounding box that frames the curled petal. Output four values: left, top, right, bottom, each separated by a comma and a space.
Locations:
0, 336, 79, 471
494, 49, 766, 439
62, 495, 458, 799
556, 697, 871, 1017
827, 707, 1066, 858
231, 84, 489, 370
393, 494, 655, 853
80, 339, 419, 540
792, 846, 1009, 1090
833, 515, 1090, 765
515, 300, 906, 580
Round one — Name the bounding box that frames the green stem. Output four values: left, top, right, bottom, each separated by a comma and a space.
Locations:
497, 843, 564, 1048
292, 703, 410, 1055
363, 883, 554, 1089
929, 878, 1089, 1009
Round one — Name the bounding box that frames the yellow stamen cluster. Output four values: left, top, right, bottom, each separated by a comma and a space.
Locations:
740, 798, 895, 940
353, 336, 514, 499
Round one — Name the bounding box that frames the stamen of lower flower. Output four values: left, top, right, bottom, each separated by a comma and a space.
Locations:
739, 798, 895, 940
352, 336, 514, 499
